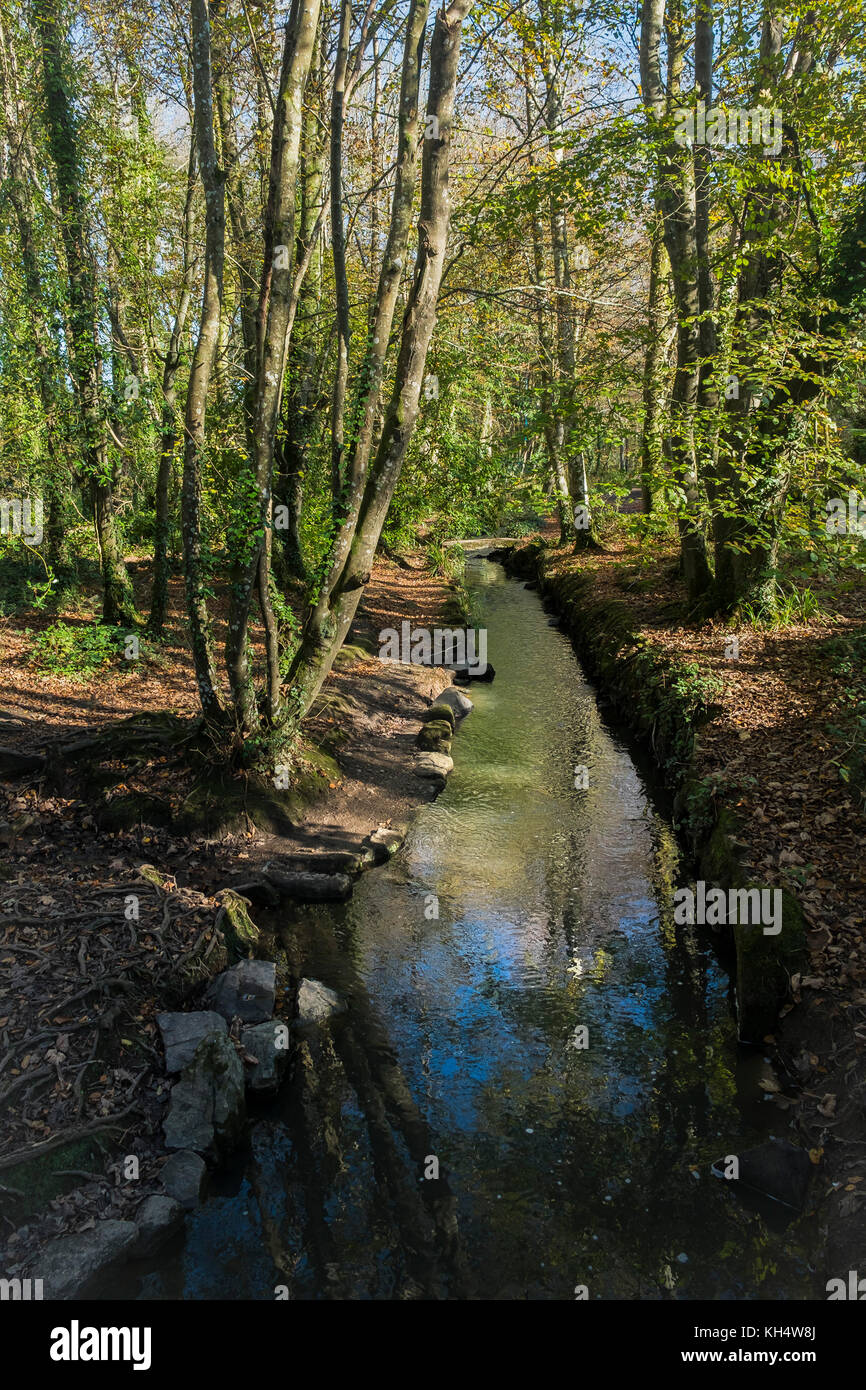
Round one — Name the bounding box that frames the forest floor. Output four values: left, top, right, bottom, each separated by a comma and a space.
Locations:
0, 548, 456, 1265
535, 524, 866, 1273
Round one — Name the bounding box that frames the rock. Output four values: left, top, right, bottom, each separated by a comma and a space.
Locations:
416, 719, 453, 754
163, 1032, 246, 1156
241, 1020, 291, 1093
160, 1149, 207, 1209
716, 1138, 813, 1210
260, 866, 353, 902
413, 752, 454, 788
33, 1220, 138, 1299
133, 1195, 184, 1256
296, 978, 347, 1028
157, 1011, 228, 1074
435, 685, 473, 717
264, 850, 362, 876
453, 663, 495, 684
365, 827, 405, 864
420, 702, 456, 730
206, 960, 276, 1023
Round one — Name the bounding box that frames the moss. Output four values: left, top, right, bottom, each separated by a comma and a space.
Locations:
1, 1137, 110, 1225
218, 889, 268, 961
416, 720, 453, 753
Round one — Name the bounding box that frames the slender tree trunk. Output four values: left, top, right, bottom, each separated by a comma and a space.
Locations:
224, 0, 324, 739
36, 0, 136, 624
149, 138, 198, 634
286, 0, 474, 717
640, 0, 712, 601
182, 0, 226, 723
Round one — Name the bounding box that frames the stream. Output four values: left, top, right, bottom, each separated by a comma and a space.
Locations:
130, 556, 817, 1300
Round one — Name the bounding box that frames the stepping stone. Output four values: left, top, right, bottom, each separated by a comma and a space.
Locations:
414, 752, 453, 789
163, 1033, 245, 1157
206, 960, 276, 1023
160, 1149, 207, 1209
157, 1011, 228, 1074
134, 1195, 184, 1256
31, 1221, 138, 1300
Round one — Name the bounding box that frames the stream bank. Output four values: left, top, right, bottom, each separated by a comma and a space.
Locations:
102, 555, 822, 1300
499, 537, 864, 1279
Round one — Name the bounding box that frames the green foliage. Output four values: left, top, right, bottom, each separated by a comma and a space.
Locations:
29, 620, 130, 677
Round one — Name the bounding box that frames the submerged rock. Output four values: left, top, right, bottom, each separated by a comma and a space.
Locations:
157, 1010, 228, 1073
33, 1220, 138, 1299
715, 1138, 813, 1209
163, 1032, 246, 1156
160, 1149, 207, 1209
207, 960, 276, 1023
454, 663, 495, 685
435, 686, 473, 717
241, 1020, 291, 1093
296, 978, 347, 1027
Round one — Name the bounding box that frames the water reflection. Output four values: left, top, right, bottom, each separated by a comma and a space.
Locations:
131, 559, 817, 1301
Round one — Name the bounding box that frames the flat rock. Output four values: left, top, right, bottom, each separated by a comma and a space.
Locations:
133, 1195, 184, 1256
163, 1032, 246, 1156
434, 686, 473, 717
206, 960, 276, 1023
241, 1020, 291, 1093
160, 1149, 207, 1209
261, 866, 352, 902
296, 978, 347, 1028
414, 752, 453, 787
157, 1010, 228, 1073
32, 1220, 138, 1299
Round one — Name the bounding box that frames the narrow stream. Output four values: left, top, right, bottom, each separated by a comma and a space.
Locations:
132, 557, 817, 1300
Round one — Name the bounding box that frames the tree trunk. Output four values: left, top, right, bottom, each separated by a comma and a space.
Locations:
36, 0, 136, 624
286, 0, 473, 718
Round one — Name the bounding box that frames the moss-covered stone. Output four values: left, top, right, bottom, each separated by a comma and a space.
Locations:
420, 702, 456, 730
416, 720, 453, 754
734, 889, 806, 1042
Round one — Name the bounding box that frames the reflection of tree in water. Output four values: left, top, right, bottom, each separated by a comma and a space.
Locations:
245, 907, 471, 1299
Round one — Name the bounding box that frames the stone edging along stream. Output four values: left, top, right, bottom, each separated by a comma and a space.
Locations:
495, 539, 807, 1047
15, 671, 478, 1297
